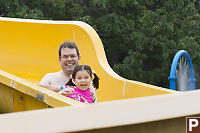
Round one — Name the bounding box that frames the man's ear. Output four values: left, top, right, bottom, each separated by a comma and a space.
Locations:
58, 56, 61, 62
78, 55, 81, 63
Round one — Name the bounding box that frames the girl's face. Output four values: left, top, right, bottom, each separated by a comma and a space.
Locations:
73, 70, 92, 91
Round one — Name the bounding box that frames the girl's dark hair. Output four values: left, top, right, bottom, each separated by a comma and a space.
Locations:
66, 79, 76, 86
66, 65, 100, 89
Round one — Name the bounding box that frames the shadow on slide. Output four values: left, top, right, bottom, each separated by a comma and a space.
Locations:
0, 17, 179, 113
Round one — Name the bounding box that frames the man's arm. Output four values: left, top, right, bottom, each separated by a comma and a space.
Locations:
38, 73, 60, 92
40, 73, 52, 85
38, 84, 60, 92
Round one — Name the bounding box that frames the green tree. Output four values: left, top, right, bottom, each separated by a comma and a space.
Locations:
73, 0, 145, 66
113, 0, 200, 88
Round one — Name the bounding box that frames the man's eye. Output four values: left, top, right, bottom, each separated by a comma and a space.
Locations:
61, 55, 77, 59
71, 55, 76, 58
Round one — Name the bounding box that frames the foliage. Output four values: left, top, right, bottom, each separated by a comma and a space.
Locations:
114, 0, 200, 88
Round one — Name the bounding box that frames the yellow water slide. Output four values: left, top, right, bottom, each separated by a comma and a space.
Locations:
0, 17, 178, 113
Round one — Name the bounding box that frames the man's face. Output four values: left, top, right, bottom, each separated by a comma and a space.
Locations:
59, 47, 80, 74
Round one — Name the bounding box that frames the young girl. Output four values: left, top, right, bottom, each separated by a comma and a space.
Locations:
58, 65, 99, 103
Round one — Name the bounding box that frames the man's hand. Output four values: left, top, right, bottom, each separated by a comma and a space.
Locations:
58, 89, 74, 97
60, 91, 73, 97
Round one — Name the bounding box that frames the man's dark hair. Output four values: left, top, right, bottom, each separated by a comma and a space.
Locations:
59, 42, 80, 57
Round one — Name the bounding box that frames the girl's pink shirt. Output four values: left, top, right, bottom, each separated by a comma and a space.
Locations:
66, 87, 93, 103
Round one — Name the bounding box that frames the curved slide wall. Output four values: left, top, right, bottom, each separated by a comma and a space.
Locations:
0, 17, 178, 112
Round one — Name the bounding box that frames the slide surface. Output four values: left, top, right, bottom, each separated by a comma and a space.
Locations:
0, 17, 178, 106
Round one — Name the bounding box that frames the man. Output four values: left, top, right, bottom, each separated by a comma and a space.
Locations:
39, 42, 97, 102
